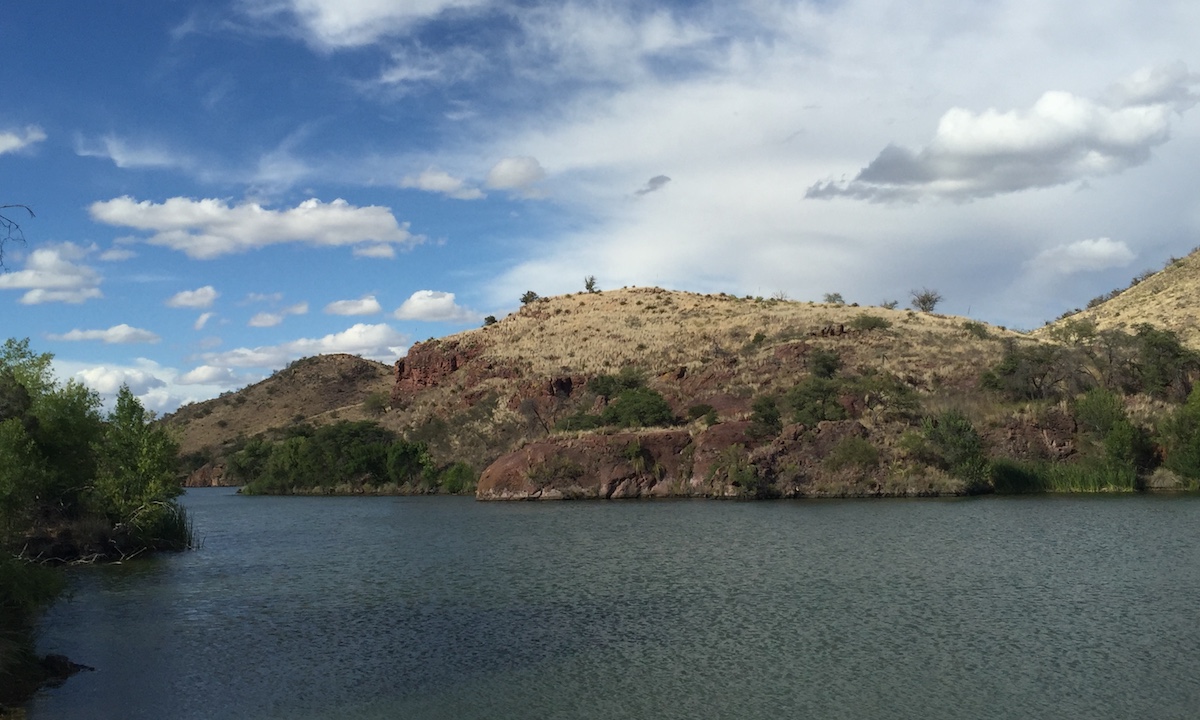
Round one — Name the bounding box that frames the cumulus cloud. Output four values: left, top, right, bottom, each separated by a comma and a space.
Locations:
485, 156, 546, 192
48, 324, 161, 344
807, 63, 1200, 202
202, 323, 407, 368
0, 125, 47, 155
248, 302, 308, 328
635, 175, 671, 195
325, 295, 382, 316
400, 167, 484, 200
89, 196, 419, 259
177, 365, 243, 387
1030, 238, 1136, 275
0, 242, 102, 304
251, 0, 491, 49
393, 290, 479, 323
194, 312, 216, 330
74, 366, 167, 395
166, 285, 219, 309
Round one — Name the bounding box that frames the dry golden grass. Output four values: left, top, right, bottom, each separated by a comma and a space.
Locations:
1038, 247, 1200, 349
164, 354, 393, 457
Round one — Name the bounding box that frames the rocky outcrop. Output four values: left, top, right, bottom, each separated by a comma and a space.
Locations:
183, 462, 237, 487
393, 340, 473, 397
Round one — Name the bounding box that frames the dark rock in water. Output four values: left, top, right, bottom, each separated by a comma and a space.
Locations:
40, 653, 95, 688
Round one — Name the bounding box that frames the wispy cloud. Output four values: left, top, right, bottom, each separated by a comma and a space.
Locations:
48, 324, 161, 344
0, 125, 47, 155
325, 294, 382, 316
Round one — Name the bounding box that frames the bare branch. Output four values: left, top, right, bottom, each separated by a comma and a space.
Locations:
0, 204, 35, 267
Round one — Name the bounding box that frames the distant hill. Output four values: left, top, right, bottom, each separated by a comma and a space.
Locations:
164, 353, 393, 463
1039, 247, 1200, 348
169, 287, 1031, 490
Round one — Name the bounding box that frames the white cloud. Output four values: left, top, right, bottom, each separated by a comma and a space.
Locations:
353, 244, 397, 258
203, 322, 407, 368
75, 134, 191, 170
0, 242, 103, 304
89, 196, 419, 259
166, 285, 219, 309
98, 247, 137, 261
807, 63, 1200, 202
485, 156, 546, 192
393, 290, 478, 323
1030, 238, 1136, 275
244, 292, 284, 304
194, 312, 216, 330
255, 0, 492, 49
48, 324, 161, 344
325, 295, 382, 315
376, 45, 489, 90
178, 365, 243, 387
248, 302, 307, 328
74, 366, 167, 395
400, 167, 484, 200
0, 125, 47, 155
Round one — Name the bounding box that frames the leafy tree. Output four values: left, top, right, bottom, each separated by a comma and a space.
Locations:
786, 376, 846, 427
910, 288, 943, 313
600, 388, 674, 428
482, 315, 497, 326
749, 395, 781, 438
849, 314, 891, 331
808, 349, 842, 379
92, 386, 181, 524
823, 292, 845, 305
387, 440, 435, 486
588, 367, 644, 399
520, 290, 540, 305
1160, 387, 1200, 479
880, 299, 899, 310
1131, 324, 1196, 401
584, 275, 599, 293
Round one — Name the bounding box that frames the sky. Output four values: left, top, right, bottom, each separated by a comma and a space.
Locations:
2, 0, 1199, 414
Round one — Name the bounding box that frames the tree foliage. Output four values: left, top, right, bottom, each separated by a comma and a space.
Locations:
910, 288, 943, 313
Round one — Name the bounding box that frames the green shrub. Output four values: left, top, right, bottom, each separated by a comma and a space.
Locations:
1161, 387, 1200, 479
849, 314, 892, 331
808, 349, 841, 379
823, 437, 879, 471
601, 388, 674, 428
786, 376, 846, 427
962, 321, 989, 339
1074, 388, 1126, 435
363, 391, 389, 416
589, 367, 645, 399
687, 404, 716, 422
749, 395, 781, 438
437, 462, 476, 493
922, 411, 989, 486
556, 412, 604, 431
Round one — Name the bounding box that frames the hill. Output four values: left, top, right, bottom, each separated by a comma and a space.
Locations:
171, 283, 1200, 498
170, 288, 1030, 490
1039, 247, 1200, 348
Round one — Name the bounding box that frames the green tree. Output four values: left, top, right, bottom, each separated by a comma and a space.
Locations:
584, 275, 599, 293
92, 386, 181, 524
600, 388, 674, 428
520, 290, 540, 305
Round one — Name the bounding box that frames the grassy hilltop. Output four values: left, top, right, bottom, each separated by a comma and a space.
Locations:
167, 257, 1200, 498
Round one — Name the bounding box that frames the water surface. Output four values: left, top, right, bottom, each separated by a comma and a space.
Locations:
30, 490, 1200, 719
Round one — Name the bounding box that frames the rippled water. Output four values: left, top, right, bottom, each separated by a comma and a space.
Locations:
29, 490, 1200, 719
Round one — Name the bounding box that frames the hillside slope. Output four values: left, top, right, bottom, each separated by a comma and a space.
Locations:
1040, 248, 1200, 348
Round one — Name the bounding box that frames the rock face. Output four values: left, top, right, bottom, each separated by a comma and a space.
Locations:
476, 419, 971, 500
183, 462, 237, 487
393, 340, 473, 398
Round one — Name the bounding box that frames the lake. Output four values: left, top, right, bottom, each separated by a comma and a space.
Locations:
29, 489, 1200, 719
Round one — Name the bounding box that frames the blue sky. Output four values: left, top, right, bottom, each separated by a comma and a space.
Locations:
2, 0, 1199, 413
